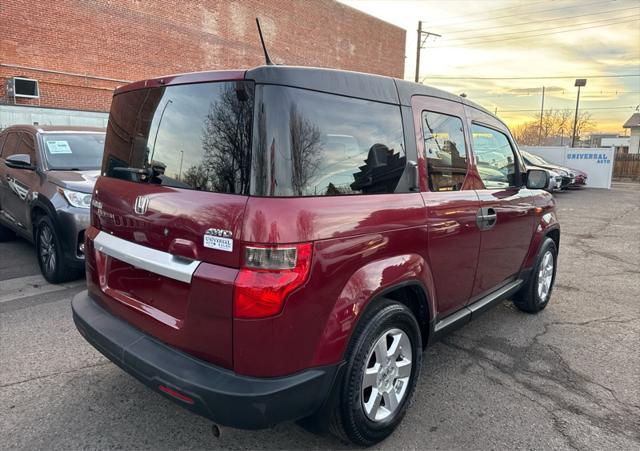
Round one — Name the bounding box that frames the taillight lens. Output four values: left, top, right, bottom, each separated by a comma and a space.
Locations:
233, 243, 313, 319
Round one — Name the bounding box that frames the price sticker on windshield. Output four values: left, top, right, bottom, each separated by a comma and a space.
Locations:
46, 141, 72, 154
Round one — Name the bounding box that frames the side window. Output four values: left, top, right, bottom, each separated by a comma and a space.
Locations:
0, 133, 6, 157
251, 85, 407, 196
471, 124, 518, 189
2, 133, 20, 158
422, 111, 468, 191
17, 133, 37, 161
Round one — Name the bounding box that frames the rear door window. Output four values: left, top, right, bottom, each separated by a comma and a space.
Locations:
104, 81, 254, 194
422, 111, 468, 191
251, 85, 407, 196
471, 124, 519, 188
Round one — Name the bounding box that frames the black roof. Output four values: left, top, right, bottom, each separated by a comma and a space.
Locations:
246, 65, 496, 117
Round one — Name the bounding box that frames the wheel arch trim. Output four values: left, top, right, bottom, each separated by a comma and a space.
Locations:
522, 214, 560, 270
310, 254, 436, 367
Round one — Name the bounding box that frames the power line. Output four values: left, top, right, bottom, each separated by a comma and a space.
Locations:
445, 5, 640, 36
432, 16, 640, 49
425, 0, 617, 29
468, 90, 640, 100
423, 0, 552, 28
495, 106, 637, 113
422, 74, 640, 81
442, 12, 640, 43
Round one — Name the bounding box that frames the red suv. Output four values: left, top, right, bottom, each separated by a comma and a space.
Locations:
72, 66, 559, 446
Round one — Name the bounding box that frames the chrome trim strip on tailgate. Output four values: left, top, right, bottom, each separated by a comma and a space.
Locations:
93, 232, 200, 283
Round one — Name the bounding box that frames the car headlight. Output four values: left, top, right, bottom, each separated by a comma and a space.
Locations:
59, 188, 92, 208
559, 170, 568, 177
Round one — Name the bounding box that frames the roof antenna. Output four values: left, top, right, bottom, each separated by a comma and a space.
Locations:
255, 18, 274, 66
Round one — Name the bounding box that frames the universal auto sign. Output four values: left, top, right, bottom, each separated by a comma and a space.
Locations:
567, 152, 612, 165
522, 146, 614, 189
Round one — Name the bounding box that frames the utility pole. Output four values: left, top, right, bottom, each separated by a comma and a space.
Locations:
571, 79, 587, 148
538, 86, 545, 145
414, 21, 441, 83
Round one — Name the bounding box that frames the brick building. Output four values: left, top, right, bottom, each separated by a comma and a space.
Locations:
0, 0, 405, 128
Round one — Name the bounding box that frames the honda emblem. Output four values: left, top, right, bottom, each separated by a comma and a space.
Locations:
134, 195, 150, 215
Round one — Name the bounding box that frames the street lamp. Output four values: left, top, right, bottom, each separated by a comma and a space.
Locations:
571, 79, 587, 148
151, 99, 173, 156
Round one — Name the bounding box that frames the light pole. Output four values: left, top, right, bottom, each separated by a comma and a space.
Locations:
571, 79, 587, 148
414, 21, 441, 83
151, 99, 173, 156
178, 150, 184, 181
538, 86, 545, 145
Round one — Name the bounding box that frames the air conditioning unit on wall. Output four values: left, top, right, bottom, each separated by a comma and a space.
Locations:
6, 77, 40, 99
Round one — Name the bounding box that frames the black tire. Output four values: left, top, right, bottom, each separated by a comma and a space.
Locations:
35, 215, 82, 284
329, 298, 422, 446
513, 237, 558, 313
0, 222, 16, 241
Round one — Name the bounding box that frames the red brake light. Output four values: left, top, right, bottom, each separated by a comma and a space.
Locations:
233, 243, 313, 319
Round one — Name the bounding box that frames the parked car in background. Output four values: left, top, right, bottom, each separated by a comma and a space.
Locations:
0, 125, 105, 283
72, 66, 559, 446
545, 169, 563, 191
520, 150, 578, 189
570, 168, 588, 187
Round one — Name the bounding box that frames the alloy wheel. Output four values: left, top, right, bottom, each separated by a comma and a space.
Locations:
361, 328, 413, 422
39, 224, 56, 275
537, 250, 554, 301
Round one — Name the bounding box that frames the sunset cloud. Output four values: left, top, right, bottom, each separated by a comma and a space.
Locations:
339, 0, 640, 133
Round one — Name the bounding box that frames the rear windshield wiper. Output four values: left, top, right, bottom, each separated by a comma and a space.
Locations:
112, 167, 153, 176
112, 166, 167, 184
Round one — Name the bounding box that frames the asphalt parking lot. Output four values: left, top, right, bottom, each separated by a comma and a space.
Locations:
1, 183, 639, 450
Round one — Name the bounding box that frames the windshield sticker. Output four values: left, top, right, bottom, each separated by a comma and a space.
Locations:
46, 140, 72, 154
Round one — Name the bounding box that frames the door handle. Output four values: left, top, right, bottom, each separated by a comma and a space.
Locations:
476, 207, 498, 230
484, 208, 497, 229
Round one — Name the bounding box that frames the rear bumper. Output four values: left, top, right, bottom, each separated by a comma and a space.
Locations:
71, 290, 340, 429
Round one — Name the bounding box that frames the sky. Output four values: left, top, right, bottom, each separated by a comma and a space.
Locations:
338, 0, 640, 134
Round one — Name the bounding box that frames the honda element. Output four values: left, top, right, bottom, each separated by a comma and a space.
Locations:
72, 66, 559, 446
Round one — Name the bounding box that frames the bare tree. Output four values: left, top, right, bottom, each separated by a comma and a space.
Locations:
182, 164, 210, 190
289, 105, 322, 195
200, 84, 253, 193
512, 109, 596, 146
573, 111, 595, 141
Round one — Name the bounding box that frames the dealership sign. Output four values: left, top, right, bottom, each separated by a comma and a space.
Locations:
566, 152, 612, 165
522, 146, 614, 189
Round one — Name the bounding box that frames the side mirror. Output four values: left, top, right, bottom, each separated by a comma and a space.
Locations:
5, 154, 35, 170
526, 168, 548, 189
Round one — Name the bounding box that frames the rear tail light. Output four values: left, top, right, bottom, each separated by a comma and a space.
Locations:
233, 243, 313, 319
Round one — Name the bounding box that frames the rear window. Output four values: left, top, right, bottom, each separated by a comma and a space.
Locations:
104, 81, 254, 194
250, 85, 407, 196
42, 133, 105, 170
